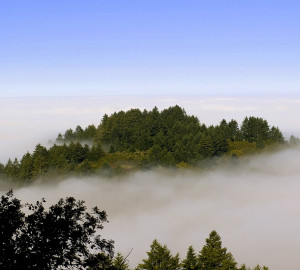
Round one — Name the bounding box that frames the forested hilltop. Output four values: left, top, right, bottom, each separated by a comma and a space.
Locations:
0, 105, 294, 184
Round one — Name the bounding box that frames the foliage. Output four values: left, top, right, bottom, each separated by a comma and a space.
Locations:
113, 252, 130, 270
136, 239, 180, 270
0, 190, 24, 268
0, 195, 270, 270
0, 190, 114, 270
181, 246, 198, 270
0, 105, 286, 183
56, 125, 97, 143
197, 230, 237, 270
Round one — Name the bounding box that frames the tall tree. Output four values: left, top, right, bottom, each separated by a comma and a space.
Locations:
181, 246, 198, 270
113, 252, 130, 270
136, 239, 180, 270
252, 265, 269, 270
0, 190, 24, 269
238, 264, 250, 270
0, 191, 114, 270
241, 117, 270, 143
198, 230, 237, 270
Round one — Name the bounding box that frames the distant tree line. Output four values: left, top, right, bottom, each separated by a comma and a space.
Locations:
0, 105, 293, 183
0, 191, 269, 270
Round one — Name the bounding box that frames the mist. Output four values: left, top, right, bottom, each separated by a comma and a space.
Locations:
1, 95, 300, 269
1, 95, 300, 163
0, 146, 297, 270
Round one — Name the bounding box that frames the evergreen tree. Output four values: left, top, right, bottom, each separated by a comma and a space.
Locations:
136, 239, 180, 270
64, 128, 75, 141
113, 252, 130, 270
19, 152, 34, 180
198, 230, 237, 270
241, 117, 270, 143
32, 144, 49, 177
289, 135, 300, 145
198, 134, 215, 159
181, 246, 198, 270
238, 264, 250, 270
269, 126, 284, 144
252, 265, 269, 270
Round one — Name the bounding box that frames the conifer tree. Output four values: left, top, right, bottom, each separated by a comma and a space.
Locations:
136, 239, 180, 270
198, 230, 237, 270
238, 264, 250, 270
252, 265, 269, 270
113, 252, 130, 270
181, 246, 198, 270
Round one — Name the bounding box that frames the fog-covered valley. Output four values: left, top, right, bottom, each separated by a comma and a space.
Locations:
2, 147, 299, 270
1, 96, 300, 270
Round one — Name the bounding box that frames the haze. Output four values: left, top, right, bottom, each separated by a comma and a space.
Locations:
1, 95, 300, 163
3, 147, 299, 270
1, 96, 300, 269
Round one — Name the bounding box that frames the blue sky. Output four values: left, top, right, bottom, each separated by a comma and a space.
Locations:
1, 0, 299, 97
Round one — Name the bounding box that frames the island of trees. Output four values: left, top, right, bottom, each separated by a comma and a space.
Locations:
0, 105, 297, 184
0, 191, 269, 270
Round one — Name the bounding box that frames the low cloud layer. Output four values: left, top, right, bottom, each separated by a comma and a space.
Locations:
1, 95, 300, 269
2, 147, 299, 270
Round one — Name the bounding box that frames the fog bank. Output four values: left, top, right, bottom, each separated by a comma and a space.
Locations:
3, 146, 299, 270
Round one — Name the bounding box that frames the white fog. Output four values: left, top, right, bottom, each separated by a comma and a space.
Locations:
1, 96, 300, 270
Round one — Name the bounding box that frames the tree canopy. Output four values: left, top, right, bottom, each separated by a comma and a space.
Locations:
0, 190, 114, 270
0, 192, 270, 270
136, 239, 180, 270
197, 230, 237, 270
0, 105, 289, 184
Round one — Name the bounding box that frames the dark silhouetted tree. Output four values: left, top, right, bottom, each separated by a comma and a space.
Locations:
0, 190, 114, 270
0, 190, 24, 269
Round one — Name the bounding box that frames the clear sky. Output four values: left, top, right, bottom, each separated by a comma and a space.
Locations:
1, 0, 299, 97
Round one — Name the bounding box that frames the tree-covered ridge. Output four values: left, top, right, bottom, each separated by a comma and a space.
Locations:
0, 191, 269, 269
0, 105, 288, 183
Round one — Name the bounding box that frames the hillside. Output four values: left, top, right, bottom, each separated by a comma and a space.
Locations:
0, 105, 287, 183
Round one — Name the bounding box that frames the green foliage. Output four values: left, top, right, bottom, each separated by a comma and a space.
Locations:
181, 246, 198, 270
241, 117, 270, 143
252, 265, 269, 270
1, 106, 286, 183
136, 239, 180, 270
198, 230, 237, 270
113, 252, 130, 270
56, 124, 97, 143
238, 264, 250, 270
0, 196, 271, 270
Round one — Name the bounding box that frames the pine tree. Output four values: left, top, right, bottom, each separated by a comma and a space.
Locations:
198, 230, 237, 270
136, 239, 180, 270
181, 246, 198, 270
113, 252, 129, 270
238, 264, 250, 270
252, 265, 269, 270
